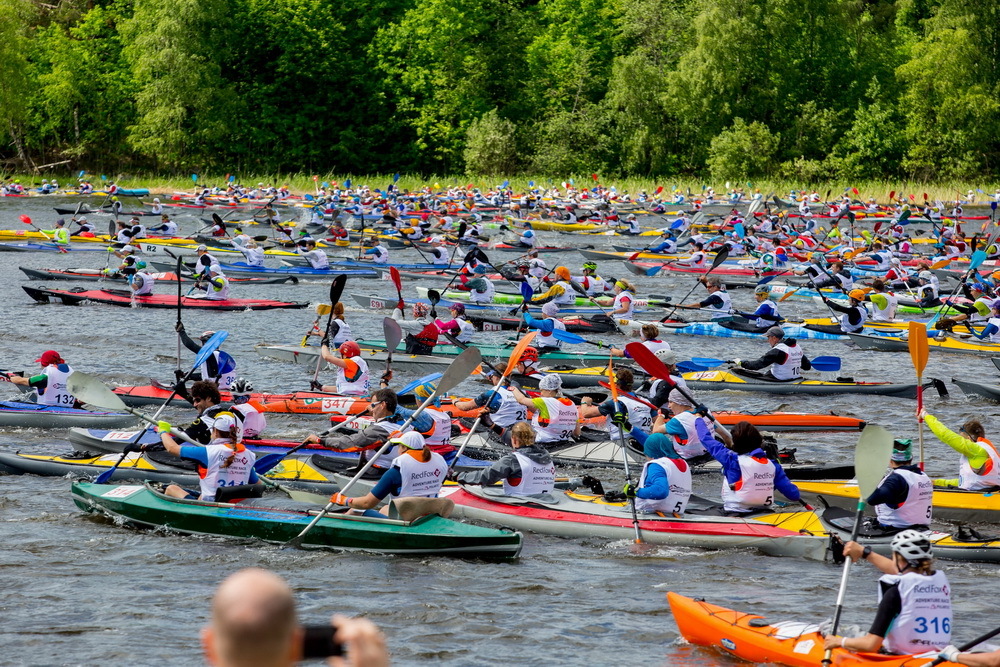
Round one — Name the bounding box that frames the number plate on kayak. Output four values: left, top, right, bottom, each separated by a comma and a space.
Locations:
105, 431, 140, 440
320, 397, 360, 414
101, 486, 143, 498
793, 639, 815, 654
369, 298, 385, 309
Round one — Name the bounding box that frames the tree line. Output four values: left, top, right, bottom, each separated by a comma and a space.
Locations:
1, 0, 997, 182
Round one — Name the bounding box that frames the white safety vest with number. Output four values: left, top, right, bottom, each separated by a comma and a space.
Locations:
336, 356, 371, 396
37, 364, 74, 406
840, 305, 867, 333
879, 570, 952, 655
531, 397, 579, 443
554, 280, 577, 305
199, 351, 236, 390
771, 342, 803, 380
874, 468, 934, 528
959, 437, 1000, 490
391, 450, 448, 499
331, 319, 354, 346
752, 299, 779, 329
536, 318, 566, 349
607, 396, 653, 435
420, 408, 453, 449
197, 440, 256, 501
640, 339, 671, 355
489, 386, 526, 428
635, 458, 692, 515
721, 454, 776, 513
870, 292, 898, 322
707, 290, 732, 319
668, 411, 710, 459
988, 317, 1000, 343
131, 273, 155, 296
233, 403, 267, 439
503, 451, 555, 496
613, 291, 635, 320
469, 278, 496, 304
205, 275, 230, 300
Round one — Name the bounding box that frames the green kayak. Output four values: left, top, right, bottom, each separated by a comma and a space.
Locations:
357, 338, 613, 368
71, 482, 523, 558
415, 285, 667, 308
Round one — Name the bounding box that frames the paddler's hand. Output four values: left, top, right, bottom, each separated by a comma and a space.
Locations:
310, 381, 324, 392
694, 404, 711, 418
330, 492, 350, 507
823, 635, 846, 651
175, 322, 185, 333
445, 470, 459, 483
381, 370, 393, 383
303, 434, 321, 445
155, 420, 172, 434
611, 411, 630, 429
622, 483, 637, 499
840, 540, 866, 563
123, 442, 144, 454
727, 359, 741, 367
937, 646, 961, 664
917, 407, 927, 420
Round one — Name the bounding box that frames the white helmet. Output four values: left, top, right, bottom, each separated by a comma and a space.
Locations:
891, 529, 933, 564
654, 348, 677, 366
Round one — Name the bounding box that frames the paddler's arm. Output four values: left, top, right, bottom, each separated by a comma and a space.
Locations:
8, 372, 42, 389
320, 343, 348, 368
772, 463, 801, 502
510, 386, 537, 410
968, 321, 999, 340
454, 454, 518, 486
634, 464, 668, 500
175, 323, 202, 354
736, 347, 783, 370
694, 418, 736, 470
333, 469, 401, 510
306, 424, 390, 451
522, 311, 554, 333
921, 410, 991, 468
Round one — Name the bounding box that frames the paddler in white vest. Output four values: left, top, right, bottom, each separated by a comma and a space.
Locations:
454, 367, 529, 440
679, 276, 732, 320
464, 264, 495, 304
732, 284, 782, 330
610, 323, 671, 358
865, 438, 934, 530
175, 325, 238, 389
579, 369, 654, 436
646, 349, 689, 406
522, 302, 567, 353
622, 432, 692, 515
968, 299, 1000, 344
594, 279, 638, 322
532, 266, 578, 306
314, 340, 370, 396
820, 288, 869, 333
451, 421, 555, 498
935, 282, 991, 331
866, 279, 899, 323
824, 531, 951, 657
512, 374, 581, 444
193, 265, 230, 301
695, 418, 802, 515
920, 409, 1000, 491
573, 262, 608, 295
7, 349, 77, 406
728, 326, 812, 381
126, 261, 155, 296
329, 431, 448, 515
516, 221, 537, 248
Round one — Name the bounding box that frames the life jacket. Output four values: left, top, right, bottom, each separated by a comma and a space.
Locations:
771, 342, 803, 380
503, 451, 555, 496
958, 437, 1000, 491
419, 408, 455, 455
536, 318, 566, 349
635, 458, 692, 515
613, 291, 635, 320
405, 322, 439, 355
232, 403, 266, 439
484, 386, 527, 428
720, 454, 776, 513
869, 292, 898, 322
706, 290, 732, 319
840, 304, 867, 333
335, 356, 371, 396
195, 439, 256, 501
607, 396, 653, 435
751, 299, 779, 329
531, 397, 578, 443
36, 363, 74, 406
390, 450, 448, 500
878, 570, 952, 655
874, 468, 934, 528
667, 411, 709, 459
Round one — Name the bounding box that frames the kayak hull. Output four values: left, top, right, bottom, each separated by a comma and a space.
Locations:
23, 286, 308, 311
0, 400, 136, 428
682, 370, 921, 398
798, 480, 1000, 524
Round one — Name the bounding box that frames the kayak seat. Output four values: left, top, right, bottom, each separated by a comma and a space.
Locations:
731, 368, 798, 383
216, 482, 265, 503
823, 504, 927, 537
953, 524, 1000, 543
804, 323, 845, 335
145, 448, 199, 470
389, 497, 455, 521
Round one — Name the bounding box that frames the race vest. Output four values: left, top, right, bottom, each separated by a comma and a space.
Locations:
420, 408, 455, 452
37, 364, 74, 406
197, 440, 256, 501
536, 318, 566, 349
469, 279, 495, 304
579, 275, 607, 295
241, 246, 265, 266
336, 356, 371, 396
721, 454, 777, 513
607, 396, 653, 435
407, 322, 439, 353
707, 290, 732, 319
131, 273, 155, 296
503, 451, 555, 496
331, 319, 353, 346
301, 249, 330, 269
206, 275, 230, 300
613, 291, 635, 320
233, 403, 266, 439
840, 305, 867, 333
370, 246, 389, 263
988, 317, 1000, 343
554, 280, 577, 305
771, 342, 803, 380
199, 351, 237, 390
488, 386, 526, 427
958, 437, 1000, 491
869, 292, 898, 322
668, 411, 709, 459
636, 458, 692, 515
430, 247, 449, 265
391, 450, 448, 499
519, 231, 535, 246
878, 570, 952, 655
874, 468, 934, 528
531, 397, 579, 443
752, 299, 779, 329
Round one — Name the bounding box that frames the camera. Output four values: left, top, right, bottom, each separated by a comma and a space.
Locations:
302, 624, 344, 659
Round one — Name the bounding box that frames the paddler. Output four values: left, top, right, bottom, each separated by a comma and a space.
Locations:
150, 213, 178, 236
450, 421, 555, 497
694, 418, 803, 515
573, 262, 607, 295
302, 388, 434, 453
622, 213, 641, 235
463, 264, 495, 304
516, 221, 537, 248
329, 431, 448, 514
295, 239, 330, 269
326, 301, 355, 346
175, 325, 238, 389
522, 302, 566, 353
434, 303, 475, 343
126, 260, 155, 296
865, 438, 934, 530
679, 276, 732, 320
823, 531, 952, 657
622, 432, 692, 515
914, 270, 942, 308
728, 326, 811, 380
362, 238, 390, 264
454, 367, 530, 440
532, 266, 577, 306
601, 278, 637, 320
428, 236, 450, 265
920, 409, 1000, 490
192, 244, 222, 277
69, 216, 96, 237
733, 284, 782, 330
191, 265, 231, 301
229, 378, 266, 439
610, 323, 670, 358
166, 380, 239, 444
580, 368, 654, 436
154, 412, 261, 502
647, 230, 678, 254
511, 374, 581, 444
314, 340, 371, 396
6, 349, 77, 407
674, 241, 707, 268
43, 218, 70, 245
936, 282, 992, 331
866, 279, 899, 322
392, 302, 440, 355
646, 349, 688, 405
820, 288, 869, 333
235, 239, 265, 267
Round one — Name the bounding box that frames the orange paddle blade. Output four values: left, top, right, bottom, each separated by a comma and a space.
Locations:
504, 331, 538, 376
607, 353, 619, 401
908, 321, 929, 376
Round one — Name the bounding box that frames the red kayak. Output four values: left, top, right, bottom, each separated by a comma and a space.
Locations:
19, 267, 297, 285
22, 286, 308, 311
636, 263, 784, 277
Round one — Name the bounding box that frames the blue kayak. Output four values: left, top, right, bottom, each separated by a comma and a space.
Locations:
0, 242, 107, 253
329, 258, 457, 271
0, 400, 136, 428
147, 260, 376, 278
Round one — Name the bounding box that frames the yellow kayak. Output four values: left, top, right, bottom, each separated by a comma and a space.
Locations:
796, 479, 1000, 524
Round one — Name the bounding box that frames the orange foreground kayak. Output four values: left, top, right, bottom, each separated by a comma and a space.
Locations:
667, 592, 957, 667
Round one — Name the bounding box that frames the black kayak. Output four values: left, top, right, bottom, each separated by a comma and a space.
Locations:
467, 312, 618, 334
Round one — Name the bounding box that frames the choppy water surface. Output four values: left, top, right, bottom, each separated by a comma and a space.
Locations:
1, 196, 998, 665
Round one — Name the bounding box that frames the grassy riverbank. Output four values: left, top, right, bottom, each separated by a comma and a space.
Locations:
8, 173, 1000, 206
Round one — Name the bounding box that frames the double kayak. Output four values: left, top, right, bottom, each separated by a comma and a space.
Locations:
71, 481, 523, 558
23, 286, 309, 311
667, 592, 959, 667
0, 400, 136, 429
797, 480, 1000, 524
682, 369, 933, 398
19, 266, 297, 285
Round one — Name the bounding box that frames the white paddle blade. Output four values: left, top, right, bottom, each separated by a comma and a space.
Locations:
855, 424, 895, 497
67, 371, 128, 411
433, 347, 482, 399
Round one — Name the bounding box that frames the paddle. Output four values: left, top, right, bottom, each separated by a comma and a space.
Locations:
659, 247, 730, 323
382, 317, 403, 379
310, 275, 348, 388
388, 265, 403, 307
934, 249, 988, 322
301, 303, 333, 346
823, 424, 895, 666
175, 255, 183, 372
446, 332, 538, 473
543, 327, 606, 348
509, 280, 534, 317
567, 279, 626, 334
608, 354, 643, 544
398, 372, 443, 396
624, 342, 698, 409
908, 321, 929, 471
93, 332, 229, 484
285, 346, 483, 548
254, 407, 371, 475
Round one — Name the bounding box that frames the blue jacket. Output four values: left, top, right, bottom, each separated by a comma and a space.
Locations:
695, 419, 800, 501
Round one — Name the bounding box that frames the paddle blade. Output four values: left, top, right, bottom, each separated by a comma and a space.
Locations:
399, 372, 442, 396
427, 289, 441, 305
504, 332, 538, 376
329, 273, 347, 305
389, 266, 402, 293
194, 331, 229, 369
856, 425, 895, 497
315, 303, 332, 316
970, 249, 988, 270
908, 321, 929, 375
212, 212, 224, 226
549, 328, 586, 344
811, 356, 842, 372
383, 317, 403, 350
432, 347, 482, 398
757, 275, 775, 286
520, 280, 533, 303
625, 342, 671, 381
691, 357, 725, 368
709, 247, 730, 270
67, 371, 128, 411
19, 215, 31, 225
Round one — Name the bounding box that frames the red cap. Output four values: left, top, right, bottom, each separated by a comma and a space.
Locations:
36, 350, 63, 365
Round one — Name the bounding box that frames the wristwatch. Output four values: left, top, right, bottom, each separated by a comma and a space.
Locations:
861, 546, 872, 560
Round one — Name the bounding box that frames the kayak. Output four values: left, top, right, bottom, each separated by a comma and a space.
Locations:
349, 293, 657, 316
797, 479, 1000, 524
467, 312, 619, 334
18, 266, 298, 285
847, 330, 1000, 356
437, 485, 829, 559
681, 369, 930, 398
22, 286, 309, 311
667, 592, 957, 667
147, 259, 375, 279
951, 378, 1000, 402
71, 481, 523, 558
357, 338, 614, 368
0, 400, 136, 429
414, 286, 645, 308
654, 319, 847, 341
132, 240, 300, 258
329, 258, 462, 272
765, 284, 969, 315
0, 242, 106, 252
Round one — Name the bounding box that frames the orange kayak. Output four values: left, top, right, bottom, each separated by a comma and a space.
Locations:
667, 592, 956, 667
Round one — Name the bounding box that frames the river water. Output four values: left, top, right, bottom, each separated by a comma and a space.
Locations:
1, 195, 998, 666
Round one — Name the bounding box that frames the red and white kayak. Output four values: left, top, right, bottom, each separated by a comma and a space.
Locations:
22, 286, 308, 311
19, 267, 297, 285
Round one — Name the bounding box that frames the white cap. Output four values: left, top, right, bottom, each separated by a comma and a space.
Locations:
389, 431, 425, 449
539, 374, 562, 391
210, 412, 238, 433
655, 348, 677, 365
668, 389, 694, 407
541, 302, 559, 317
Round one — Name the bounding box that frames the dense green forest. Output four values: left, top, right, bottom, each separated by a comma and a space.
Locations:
1, 0, 997, 181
